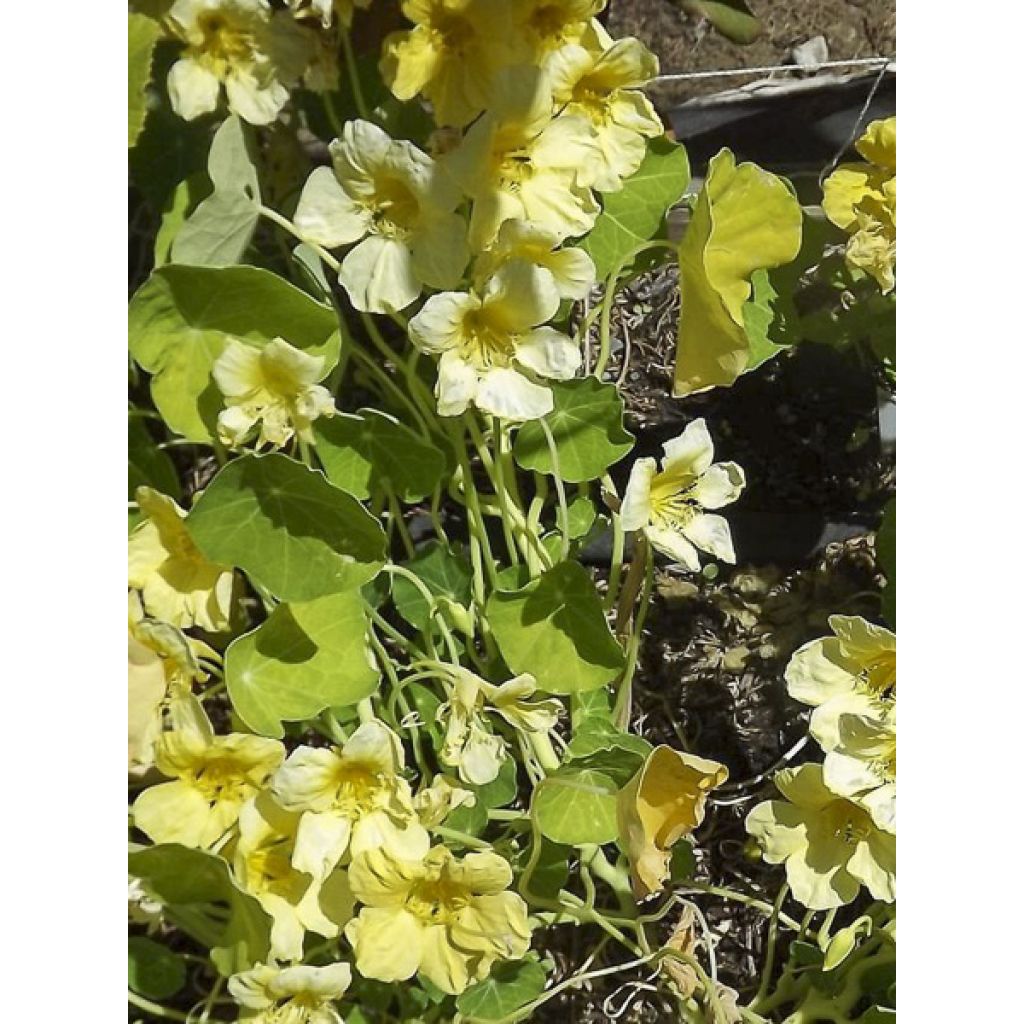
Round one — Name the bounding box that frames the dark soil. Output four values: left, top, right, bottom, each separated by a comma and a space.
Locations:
607, 0, 896, 110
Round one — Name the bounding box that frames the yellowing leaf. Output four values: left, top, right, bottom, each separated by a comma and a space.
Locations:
616, 745, 728, 898
128, 13, 162, 148
673, 149, 802, 396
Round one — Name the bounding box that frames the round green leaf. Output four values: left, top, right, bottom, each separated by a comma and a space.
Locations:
391, 541, 473, 631
582, 137, 691, 279
128, 937, 187, 1000
533, 768, 619, 845
513, 379, 634, 484
225, 591, 380, 738
128, 265, 341, 441
456, 959, 548, 1021
315, 410, 446, 502
487, 562, 624, 694
187, 454, 386, 601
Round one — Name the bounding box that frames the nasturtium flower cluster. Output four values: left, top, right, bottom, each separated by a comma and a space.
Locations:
823, 116, 896, 293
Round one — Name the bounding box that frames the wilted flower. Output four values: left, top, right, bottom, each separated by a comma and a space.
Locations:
822, 116, 896, 293
133, 716, 284, 849
473, 219, 596, 300
229, 962, 352, 1023
271, 720, 428, 881
294, 120, 469, 313
345, 845, 531, 994
745, 764, 896, 910
444, 66, 601, 248
620, 418, 745, 570
165, 0, 313, 125
409, 261, 580, 420
128, 487, 237, 632
547, 22, 662, 191
234, 792, 354, 961
617, 745, 728, 898
438, 670, 561, 785
213, 337, 336, 449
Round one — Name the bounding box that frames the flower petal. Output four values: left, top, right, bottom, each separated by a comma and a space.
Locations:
474, 368, 553, 421
340, 236, 419, 314
409, 292, 480, 356
514, 327, 581, 381
661, 419, 715, 480
346, 907, 423, 982
294, 166, 369, 248
619, 458, 657, 531
681, 512, 736, 563
166, 58, 221, 121
692, 462, 745, 510
292, 811, 352, 880
435, 350, 479, 417
644, 524, 701, 571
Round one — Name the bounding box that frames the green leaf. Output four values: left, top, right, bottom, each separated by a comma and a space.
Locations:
474, 757, 519, 808
187, 454, 386, 601
582, 137, 691, 279
567, 719, 652, 786
513, 378, 634, 483
674, 149, 803, 396
128, 14, 162, 148
680, 1, 761, 44
128, 844, 272, 975
128, 264, 340, 441
876, 499, 895, 626
566, 496, 597, 540
128, 937, 187, 1000
225, 591, 379, 737
155, 174, 212, 268
315, 410, 446, 502
526, 838, 571, 899
742, 269, 788, 371
391, 541, 474, 631
456, 959, 547, 1021
172, 116, 261, 267
532, 768, 619, 845
128, 416, 179, 501
487, 562, 624, 694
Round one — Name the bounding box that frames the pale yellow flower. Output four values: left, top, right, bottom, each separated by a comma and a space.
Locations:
229, 962, 352, 1024
409, 261, 580, 420
294, 120, 469, 313
128, 487, 237, 632
133, 721, 284, 849
474, 219, 596, 300
620, 418, 746, 570
213, 336, 336, 449
547, 22, 662, 191
270, 721, 428, 881
822, 116, 896, 293
345, 845, 531, 994
165, 0, 313, 125
128, 592, 217, 776
444, 66, 601, 248
380, 0, 522, 128
413, 775, 477, 826
234, 792, 354, 961
438, 670, 560, 785
617, 745, 728, 898
515, 0, 606, 63
746, 764, 896, 910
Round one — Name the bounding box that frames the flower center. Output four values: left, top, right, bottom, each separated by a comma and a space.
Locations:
194, 11, 257, 71
405, 874, 470, 925
432, 12, 476, 56
369, 175, 421, 239
828, 802, 875, 845
330, 762, 388, 817
528, 4, 576, 48
860, 653, 896, 698
246, 837, 296, 894
650, 477, 700, 531
460, 309, 517, 369
496, 151, 534, 194
190, 756, 256, 804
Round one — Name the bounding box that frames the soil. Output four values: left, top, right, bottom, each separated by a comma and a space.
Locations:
606, 0, 896, 110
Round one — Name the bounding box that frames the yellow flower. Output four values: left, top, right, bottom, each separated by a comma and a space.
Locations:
213, 336, 336, 449
234, 792, 354, 961
444, 66, 601, 248
438, 670, 561, 785
822, 116, 895, 293
413, 775, 477, 826
617, 745, 728, 898
409, 261, 580, 420
547, 22, 661, 191
165, 0, 313, 125
620, 418, 746, 570
515, 0, 606, 62
128, 487, 237, 632
294, 120, 469, 313
128, 592, 217, 776
345, 845, 531, 994
380, 0, 520, 128
786, 615, 895, 706
270, 720, 428, 881
133, 721, 284, 849
229, 962, 352, 1024
474, 219, 596, 300
745, 764, 896, 910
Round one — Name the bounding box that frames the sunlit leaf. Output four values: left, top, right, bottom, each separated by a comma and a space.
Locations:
532, 768, 619, 845
456, 958, 547, 1021
128, 14, 162, 148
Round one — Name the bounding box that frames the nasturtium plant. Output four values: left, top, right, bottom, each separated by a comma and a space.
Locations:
129, 4, 895, 1021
